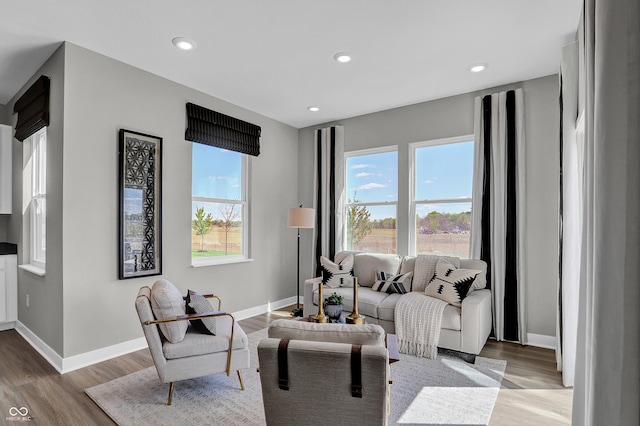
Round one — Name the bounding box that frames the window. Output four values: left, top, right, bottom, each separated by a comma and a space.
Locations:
410, 136, 474, 258
191, 144, 248, 265
344, 148, 398, 254
27, 128, 47, 271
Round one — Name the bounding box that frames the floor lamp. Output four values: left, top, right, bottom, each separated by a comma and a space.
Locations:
288, 206, 315, 317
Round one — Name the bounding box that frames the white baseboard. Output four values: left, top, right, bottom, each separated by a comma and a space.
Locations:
233, 296, 297, 320
16, 296, 298, 374
526, 333, 556, 350
15, 320, 64, 373
61, 337, 148, 374
0, 321, 16, 332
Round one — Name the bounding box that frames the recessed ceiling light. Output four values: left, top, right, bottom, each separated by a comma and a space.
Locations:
333, 52, 352, 63
469, 63, 488, 73
308, 106, 320, 112
172, 37, 196, 51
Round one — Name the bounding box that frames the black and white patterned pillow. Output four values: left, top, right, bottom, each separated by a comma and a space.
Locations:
425, 260, 480, 307
372, 270, 413, 294
185, 290, 217, 335
320, 255, 354, 288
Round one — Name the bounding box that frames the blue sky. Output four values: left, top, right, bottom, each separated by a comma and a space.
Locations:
157, 142, 474, 221
192, 145, 242, 200
346, 141, 474, 219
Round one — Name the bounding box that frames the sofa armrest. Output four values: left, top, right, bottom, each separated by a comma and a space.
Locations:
303, 277, 322, 317
460, 289, 492, 355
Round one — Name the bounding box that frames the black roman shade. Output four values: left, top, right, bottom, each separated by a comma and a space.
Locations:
185, 102, 261, 156
13, 75, 50, 142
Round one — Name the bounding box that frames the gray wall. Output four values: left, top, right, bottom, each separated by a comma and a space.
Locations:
8, 42, 300, 358
298, 75, 560, 338
6, 44, 66, 354
0, 103, 9, 240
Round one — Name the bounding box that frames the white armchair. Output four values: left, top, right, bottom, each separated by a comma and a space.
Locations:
135, 283, 250, 405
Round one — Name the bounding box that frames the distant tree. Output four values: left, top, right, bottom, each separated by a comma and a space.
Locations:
347, 191, 373, 249
427, 211, 441, 232
218, 203, 240, 255
192, 206, 214, 251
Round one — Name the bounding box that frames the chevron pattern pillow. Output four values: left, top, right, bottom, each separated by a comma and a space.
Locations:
425, 259, 481, 307
320, 254, 354, 288
372, 270, 413, 294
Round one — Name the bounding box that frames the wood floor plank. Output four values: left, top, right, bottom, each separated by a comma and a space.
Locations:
0, 306, 572, 425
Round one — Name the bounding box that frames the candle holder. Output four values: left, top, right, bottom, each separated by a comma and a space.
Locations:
346, 277, 365, 324
311, 282, 328, 323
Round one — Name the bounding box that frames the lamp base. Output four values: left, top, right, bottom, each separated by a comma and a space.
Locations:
345, 315, 365, 325
291, 307, 304, 317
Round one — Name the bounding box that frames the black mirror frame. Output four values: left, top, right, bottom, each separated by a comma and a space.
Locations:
118, 129, 162, 279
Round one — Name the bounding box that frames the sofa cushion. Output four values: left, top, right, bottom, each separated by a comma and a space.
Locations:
399, 256, 416, 274
460, 259, 488, 290
425, 259, 481, 307
357, 288, 391, 318
352, 253, 402, 287
320, 255, 354, 288
377, 293, 402, 321
150, 280, 188, 343
371, 270, 413, 294
267, 318, 386, 346
185, 290, 217, 335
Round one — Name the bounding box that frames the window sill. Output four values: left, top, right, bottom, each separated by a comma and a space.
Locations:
191, 257, 254, 268
19, 264, 46, 276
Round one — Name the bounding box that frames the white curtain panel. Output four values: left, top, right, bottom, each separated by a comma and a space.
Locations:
470, 89, 527, 343
557, 41, 580, 388
312, 126, 345, 276
573, 0, 640, 424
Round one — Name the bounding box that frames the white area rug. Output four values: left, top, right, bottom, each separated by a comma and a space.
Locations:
86, 328, 506, 425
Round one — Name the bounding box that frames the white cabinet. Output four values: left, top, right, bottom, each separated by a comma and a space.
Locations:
0, 254, 18, 330
0, 124, 12, 214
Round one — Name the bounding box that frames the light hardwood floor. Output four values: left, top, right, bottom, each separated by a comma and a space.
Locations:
0, 305, 572, 425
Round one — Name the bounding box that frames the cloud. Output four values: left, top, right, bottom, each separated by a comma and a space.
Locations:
417, 204, 440, 212
423, 177, 438, 184
358, 183, 386, 190
356, 172, 374, 178
351, 163, 375, 170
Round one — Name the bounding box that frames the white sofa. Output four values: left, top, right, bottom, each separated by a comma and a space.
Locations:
303, 251, 492, 355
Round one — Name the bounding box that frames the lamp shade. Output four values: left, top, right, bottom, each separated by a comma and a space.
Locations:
288, 207, 315, 229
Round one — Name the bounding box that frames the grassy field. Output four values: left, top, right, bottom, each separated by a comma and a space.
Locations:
193, 226, 470, 258
351, 228, 470, 258
192, 226, 242, 256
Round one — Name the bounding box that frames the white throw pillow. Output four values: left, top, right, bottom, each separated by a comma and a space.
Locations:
320, 254, 354, 288
425, 260, 480, 307
150, 280, 188, 343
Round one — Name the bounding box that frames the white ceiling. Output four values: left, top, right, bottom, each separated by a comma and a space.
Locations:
1, 0, 581, 129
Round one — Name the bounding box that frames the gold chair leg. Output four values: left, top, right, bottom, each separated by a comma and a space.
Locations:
237, 370, 245, 390
167, 382, 175, 405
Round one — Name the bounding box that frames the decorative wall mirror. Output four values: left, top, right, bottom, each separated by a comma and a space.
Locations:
118, 129, 162, 279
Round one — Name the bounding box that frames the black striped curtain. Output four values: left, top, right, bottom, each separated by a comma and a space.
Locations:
470, 89, 527, 343
312, 126, 345, 276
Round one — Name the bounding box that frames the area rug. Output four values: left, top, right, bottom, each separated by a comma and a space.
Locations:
86, 328, 506, 425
